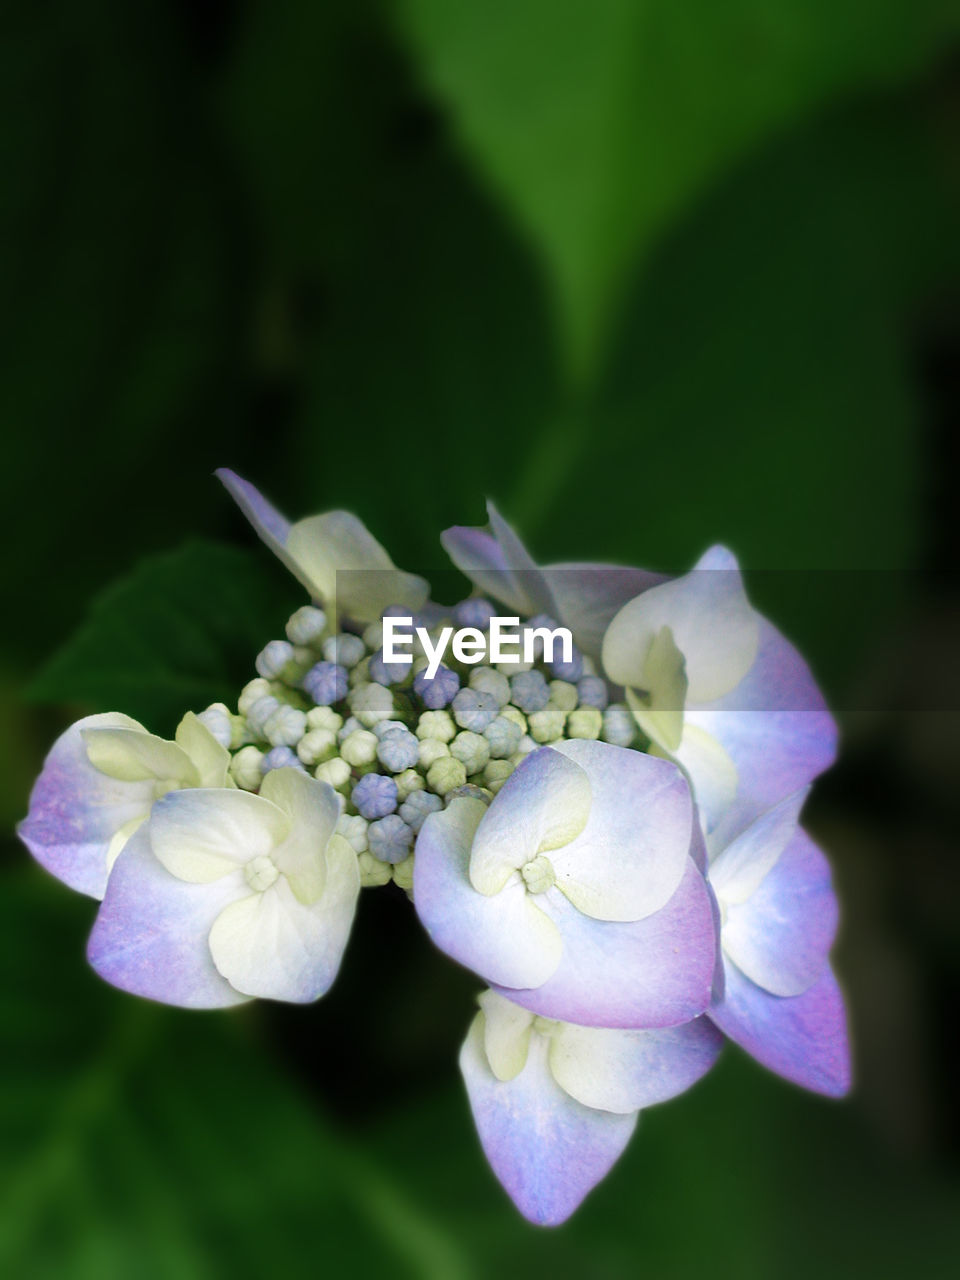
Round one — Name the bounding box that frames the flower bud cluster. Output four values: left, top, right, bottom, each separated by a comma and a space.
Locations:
203, 601, 635, 890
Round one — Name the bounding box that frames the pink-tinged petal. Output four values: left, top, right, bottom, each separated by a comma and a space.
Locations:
497, 857, 717, 1028
549, 741, 692, 921
18, 713, 156, 900
413, 798, 563, 989
549, 1016, 724, 1114
710, 959, 851, 1097
722, 828, 838, 997
687, 618, 838, 848
87, 826, 249, 1009
540, 563, 668, 659
460, 1014, 636, 1226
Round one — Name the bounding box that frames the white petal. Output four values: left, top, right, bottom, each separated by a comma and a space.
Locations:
478, 990, 534, 1081
469, 748, 592, 895
175, 712, 232, 787
150, 788, 290, 883
548, 1017, 724, 1114
602, 545, 759, 704
286, 511, 428, 621
664, 722, 739, 834
208, 843, 360, 1003
547, 741, 692, 922
261, 767, 341, 904
81, 725, 197, 785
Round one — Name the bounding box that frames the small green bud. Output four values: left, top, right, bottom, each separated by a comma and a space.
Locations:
358, 851, 393, 888
314, 757, 351, 791
418, 739, 450, 769
450, 730, 490, 774
341, 729, 378, 767
395, 768, 425, 801
306, 706, 343, 733
415, 709, 456, 742
548, 680, 578, 715
528, 706, 567, 743
230, 745, 264, 791
567, 706, 603, 739
297, 727, 338, 765
427, 756, 467, 795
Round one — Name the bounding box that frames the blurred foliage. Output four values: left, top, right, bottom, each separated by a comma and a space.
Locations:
28, 541, 300, 737
2, 0, 959, 1276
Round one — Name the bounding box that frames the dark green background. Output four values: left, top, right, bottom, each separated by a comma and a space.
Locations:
2, 1, 958, 1275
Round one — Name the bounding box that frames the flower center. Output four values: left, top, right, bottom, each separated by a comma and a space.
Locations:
521, 854, 555, 895
245, 854, 280, 893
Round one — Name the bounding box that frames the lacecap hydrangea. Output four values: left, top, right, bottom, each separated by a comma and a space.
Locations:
19, 472, 849, 1226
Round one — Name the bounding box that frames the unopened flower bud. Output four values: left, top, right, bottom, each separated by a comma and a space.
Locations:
230, 745, 264, 790
469, 666, 510, 707
451, 730, 490, 775
368, 814, 413, 864
415, 710, 456, 742
427, 756, 467, 796
256, 639, 295, 680
314, 757, 351, 791
336, 812, 369, 854
349, 682, 394, 728
398, 788, 442, 832
238, 678, 273, 717
528, 706, 567, 743
603, 703, 637, 747
264, 705, 308, 748
418, 739, 450, 770
285, 605, 327, 646
341, 729, 378, 767
322, 632, 365, 669
297, 727, 338, 766
567, 706, 603, 739
352, 772, 398, 819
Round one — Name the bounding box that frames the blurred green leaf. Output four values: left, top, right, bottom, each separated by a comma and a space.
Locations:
505, 93, 957, 571
0, 873, 469, 1280
220, 0, 561, 566
28, 541, 300, 734
397, 0, 959, 378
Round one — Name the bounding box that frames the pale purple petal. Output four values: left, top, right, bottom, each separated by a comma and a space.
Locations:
18, 713, 156, 900
549, 1016, 724, 1114
687, 618, 838, 848
413, 798, 563, 989
460, 1014, 636, 1226
87, 826, 249, 1009
216, 468, 313, 595
541, 563, 668, 659
709, 959, 851, 1097
441, 523, 541, 616
496, 856, 717, 1028
722, 828, 838, 997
